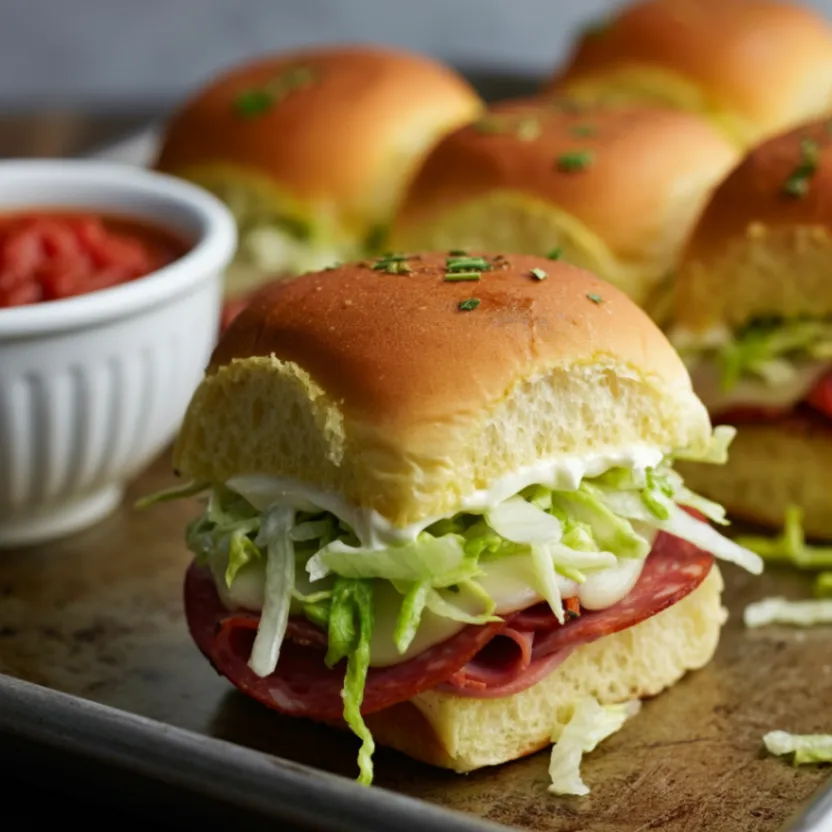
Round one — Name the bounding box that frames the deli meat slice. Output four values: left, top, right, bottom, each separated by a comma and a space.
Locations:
186, 563, 503, 719
438, 532, 714, 699
184, 532, 713, 718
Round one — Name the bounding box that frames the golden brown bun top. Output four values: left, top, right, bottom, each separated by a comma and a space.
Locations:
552, 0, 832, 134
393, 98, 738, 256
212, 252, 691, 427
685, 119, 832, 253
155, 44, 482, 201
674, 119, 832, 329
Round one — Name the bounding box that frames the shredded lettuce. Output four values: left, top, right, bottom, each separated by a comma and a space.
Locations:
486, 497, 564, 545
326, 577, 376, 785
307, 534, 478, 587
247, 506, 296, 677
815, 572, 832, 598
744, 596, 832, 627
226, 525, 262, 586
133, 479, 209, 509
425, 582, 500, 625
736, 506, 832, 570
714, 317, 832, 390
552, 486, 650, 560
548, 697, 642, 796
671, 425, 736, 465
393, 580, 431, 653
594, 484, 763, 575
764, 730, 832, 765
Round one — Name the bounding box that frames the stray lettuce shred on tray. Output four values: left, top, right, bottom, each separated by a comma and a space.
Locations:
548, 697, 641, 796
735, 506, 832, 570
764, 731, 832, 765
744, 597, 832, 628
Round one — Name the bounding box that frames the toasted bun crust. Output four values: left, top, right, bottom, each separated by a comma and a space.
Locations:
677, 416, 832, 538
674, 120, 832, 332
366, 565, 724, 771
390, 100, 737, 312
549, 0, 832, 147
155, 45, 482, 238
174, 254, 711, 525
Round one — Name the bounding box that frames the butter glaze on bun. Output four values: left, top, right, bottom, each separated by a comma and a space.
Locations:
174, 253, 711, 526
674, 119, 832, 333
390, 100, 738, 316
549, 0, 832, 148
155, 46, 482, 296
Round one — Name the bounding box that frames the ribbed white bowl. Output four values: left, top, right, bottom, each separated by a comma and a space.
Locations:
0, 160, 236, 547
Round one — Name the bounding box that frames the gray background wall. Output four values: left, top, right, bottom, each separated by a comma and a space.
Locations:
3, 0, 832, 108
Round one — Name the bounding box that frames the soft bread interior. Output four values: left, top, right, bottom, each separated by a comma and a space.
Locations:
174, 355, 711, 527
674, 225, 832, 333
366, 565, 724, 772
555, 66, 750, 147
676, 420, 832, 539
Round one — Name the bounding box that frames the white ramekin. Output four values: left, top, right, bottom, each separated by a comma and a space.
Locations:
0, 160, 237, 547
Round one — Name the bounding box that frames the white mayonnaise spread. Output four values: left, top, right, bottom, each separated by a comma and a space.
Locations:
227, 445, 664, 549
217, 446, 662, 666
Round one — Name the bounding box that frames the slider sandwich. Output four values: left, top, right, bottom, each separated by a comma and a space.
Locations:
671, 120, 832, 539
390, 100, 738, 319
548, 0, 832, 149
155, 45, 482, 301
157, 252, 762, 785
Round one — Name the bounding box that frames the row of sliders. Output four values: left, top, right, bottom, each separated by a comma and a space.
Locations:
141, 0, 832, 791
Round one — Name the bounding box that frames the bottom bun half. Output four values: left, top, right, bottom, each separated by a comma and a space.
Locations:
676, 414, 832, 540
187, 557, 724, 773
367, 566, 724, 772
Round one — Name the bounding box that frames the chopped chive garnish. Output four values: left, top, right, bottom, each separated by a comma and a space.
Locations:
448, 249, 468, 256
234, 65, 316, 118
516, 116, 542, 141
458, 298, 480, 311
446, 255, 492, 272
587, 292, 603, 304
530, 268, 548, 281
546, 247, 563, 260
570, 124, 597, 137
556, 150, 595, 172
444, 272, 482, 282
782, 137, 821, 198
384, 262, 412, 274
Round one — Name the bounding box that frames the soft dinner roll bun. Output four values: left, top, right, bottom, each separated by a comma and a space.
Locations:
548, 0, 832, 148
174, 253, 712, 527
677, 418, 832, 539
674, 119, 832, 334
389, 100, 738, 317
155, 46, 482, 298
367, 565, 724, 771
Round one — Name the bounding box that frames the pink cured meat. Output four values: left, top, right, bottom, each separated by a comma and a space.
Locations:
184, 531, 714, 717
185, 563, 504, 719
438, 532, 714, 699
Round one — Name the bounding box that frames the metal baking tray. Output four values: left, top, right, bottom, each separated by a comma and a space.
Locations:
1, 69, 831, 830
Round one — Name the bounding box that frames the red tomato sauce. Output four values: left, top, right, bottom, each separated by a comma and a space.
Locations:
0, 212, 189, 308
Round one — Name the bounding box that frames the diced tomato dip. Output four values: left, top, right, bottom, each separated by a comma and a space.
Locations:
0, 212, 188, 308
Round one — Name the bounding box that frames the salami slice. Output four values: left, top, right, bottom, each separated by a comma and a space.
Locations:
442, 627, 534, 692
184, 531, 714, 718
185, 563, 504, 719
529, 533, 713, 661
